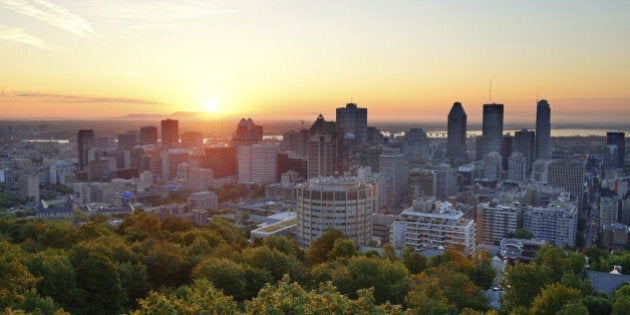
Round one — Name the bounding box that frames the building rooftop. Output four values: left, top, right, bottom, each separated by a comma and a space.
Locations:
587, 269, 630, 295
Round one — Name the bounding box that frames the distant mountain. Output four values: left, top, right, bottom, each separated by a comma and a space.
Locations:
111, 113, 165, 120
111, 111, 208, 120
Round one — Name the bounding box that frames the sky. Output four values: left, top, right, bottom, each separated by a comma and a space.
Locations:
0, 0, 629, 124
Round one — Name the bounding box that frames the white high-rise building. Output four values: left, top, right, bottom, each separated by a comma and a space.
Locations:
548, 159, 585, 212
483, 151, 502, 181
600, 196, 619, 226
532, 159, 552, 184
428, 163, 457, 201
238, 144, 278, 184
391, 198, 476, 255
476, 201, 522, 245
508, 152, 527, 182
296, 177, 375, 247
523, 201, 577, 247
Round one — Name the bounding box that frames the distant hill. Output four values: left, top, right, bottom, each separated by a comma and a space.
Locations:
111, 111, 206, 120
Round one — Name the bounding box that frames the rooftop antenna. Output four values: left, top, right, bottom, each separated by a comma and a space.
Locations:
536, 86, 540, 102
489, 79, 493, 103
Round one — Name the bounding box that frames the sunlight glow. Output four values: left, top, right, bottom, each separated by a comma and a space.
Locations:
203, 99, 220, 114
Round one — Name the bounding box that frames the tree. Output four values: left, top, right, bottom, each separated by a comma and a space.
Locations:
381, 244, 398, 261
0, 241, 39, 309
264, 235, 304, 260
305, 228, 346, 265
69, 243, 126, 315
245, 275, 403, 315
403, 246, 426, 275
514, 228, 534, 240
533, 244, 585, 283
469, 257, 496, 290
343, 255, 410, 304
582, 294, 612, 315
502, 262, 552, 310
160, 217, 193, 233
612, 284, 630, 315
190, 257, 247, 301
116, 262, 152, 309
141, 239, 188, 287
443, 273, 489, 312
25, 249, 84, 313
560, 271, 593, 296
556, 301, 589, 315
530, 283, 582, 315
328, 238, 358, 260
241, 246, 293, 281
134, 279, 237, 314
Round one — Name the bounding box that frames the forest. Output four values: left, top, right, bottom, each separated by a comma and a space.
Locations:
2, 212, 630, 315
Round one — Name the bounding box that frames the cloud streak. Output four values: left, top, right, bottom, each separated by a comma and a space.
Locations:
0, 24, 57, 49
75, 0, 275, 22
0, 91, 160, 104
1, 0, 97, 40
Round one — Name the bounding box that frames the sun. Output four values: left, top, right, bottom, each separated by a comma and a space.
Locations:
203, 99, 220, 114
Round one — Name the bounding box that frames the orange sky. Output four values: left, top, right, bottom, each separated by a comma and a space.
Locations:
1, 1, 629, 123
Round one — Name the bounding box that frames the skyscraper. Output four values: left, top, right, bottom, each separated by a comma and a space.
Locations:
232, 118, 263, 147
447, 102, 467, 162
514, 129, 536, 172
501, 133, 514, 170
548, 158, 584, 212
140, 126, 158, 145
508, 152, 527, 182
307, 114, 348, 179
296, 177, 375, 247
606, 132, 626, 169
336, 103, 368, 145
77, 129, 95, 171
481, 104, 504, 158
402, 128, 429, 161
161, 119, 179, 148
238, 144, 278, 184
535, 99, 551, 160
379, 148, 407, 209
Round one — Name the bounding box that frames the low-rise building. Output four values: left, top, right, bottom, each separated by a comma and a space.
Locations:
391, 198, 476, 255
523, 201, 578, 247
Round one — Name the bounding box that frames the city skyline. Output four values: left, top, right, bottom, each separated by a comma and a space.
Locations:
1, 1, 629, 123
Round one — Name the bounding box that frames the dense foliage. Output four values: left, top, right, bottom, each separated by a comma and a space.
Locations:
1, 213, 630, 314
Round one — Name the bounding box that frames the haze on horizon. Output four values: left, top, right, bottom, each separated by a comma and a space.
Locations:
0, 1, 629, 124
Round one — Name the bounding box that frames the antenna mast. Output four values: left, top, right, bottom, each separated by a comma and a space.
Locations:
489, 79, 493, 103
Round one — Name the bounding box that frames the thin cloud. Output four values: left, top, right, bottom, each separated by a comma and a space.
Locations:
75, 0, 275, 21
0, 91, 160, 104
1, 0, 97, 40
0, 24, 57, 49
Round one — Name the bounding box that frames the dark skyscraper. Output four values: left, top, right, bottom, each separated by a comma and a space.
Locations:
336, 103, 368, 145
481, 104, 504, 158
307, 114, 348, 179
140, 126, 158, 145
447, 102, 467, 162
232, 118, 263, 147
501, 134, 513, 171
514, 129, 536, 172
606, 132, 626, 169
77, 129, 95, 171
161, 119, 179, 148
117, 131, 137, 150
535, 99, 551, 160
